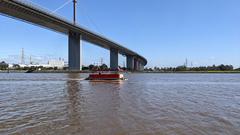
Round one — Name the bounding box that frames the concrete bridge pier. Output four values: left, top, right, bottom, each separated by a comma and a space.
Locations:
68, 32, 82, 70
110, 48, 118, 70
137, 61, 141, 71
139, 61, 144, 71
134, 58, 139, 71
127, 55, 134, 71
133, 59, 144, 71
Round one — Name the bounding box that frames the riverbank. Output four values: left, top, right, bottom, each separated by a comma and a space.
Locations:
0, 70, 92, 73
1, 70, 240, 73
142, 71, 240, 73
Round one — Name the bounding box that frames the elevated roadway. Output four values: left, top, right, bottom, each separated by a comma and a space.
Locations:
0, 0, 147, 70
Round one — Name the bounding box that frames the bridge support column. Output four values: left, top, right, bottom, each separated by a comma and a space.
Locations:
137, 61, 140, 71
68, 32, 82, 70
134, 58, 139, 71
110, 48, 118, 70
133, 59, 144, 71
137, 61, 141, 71
139, 62, 144, 71
127, 55, 134, 71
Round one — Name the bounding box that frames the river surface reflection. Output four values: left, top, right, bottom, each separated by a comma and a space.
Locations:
0, 73, 240, 135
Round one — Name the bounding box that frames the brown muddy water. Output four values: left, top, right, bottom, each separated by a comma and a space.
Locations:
0, 73, 240, 135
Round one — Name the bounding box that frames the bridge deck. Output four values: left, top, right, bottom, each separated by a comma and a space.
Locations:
0, 0, 147, 65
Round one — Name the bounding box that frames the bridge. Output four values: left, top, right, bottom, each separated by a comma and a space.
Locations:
0, 0, 147, 71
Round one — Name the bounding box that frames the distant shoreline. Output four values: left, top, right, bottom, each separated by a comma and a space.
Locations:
142, 71, 240, 74
0, 70, 92, 73
0, 70, 240, 74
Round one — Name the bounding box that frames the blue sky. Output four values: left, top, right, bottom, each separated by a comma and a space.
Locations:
0, 0, 240, 68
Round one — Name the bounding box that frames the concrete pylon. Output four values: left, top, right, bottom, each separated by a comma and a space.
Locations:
134, 58, 138, 71
110, 48, 118, 70
127, 55, 134, 71
68, 31, 82, 70
138, 61, 143, 71
139, 62, 144, 71
134, 59, 144, 71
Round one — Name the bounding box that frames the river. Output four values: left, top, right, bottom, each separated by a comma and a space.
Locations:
0, 73, 240, 135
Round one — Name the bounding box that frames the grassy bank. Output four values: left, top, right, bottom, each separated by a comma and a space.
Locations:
143, 71, 240, 73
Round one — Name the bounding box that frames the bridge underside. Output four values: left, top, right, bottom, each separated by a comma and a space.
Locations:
68, 36, 145, 71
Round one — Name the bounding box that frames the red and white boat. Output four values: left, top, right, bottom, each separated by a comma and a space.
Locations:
86, 73, 126, 80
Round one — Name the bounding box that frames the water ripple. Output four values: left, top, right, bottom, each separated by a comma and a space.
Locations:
0, 73, 240, 134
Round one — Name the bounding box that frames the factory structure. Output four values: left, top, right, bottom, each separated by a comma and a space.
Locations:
7, 48, 66, 69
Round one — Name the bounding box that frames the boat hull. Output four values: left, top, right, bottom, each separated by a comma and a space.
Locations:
86, 73, 125, 80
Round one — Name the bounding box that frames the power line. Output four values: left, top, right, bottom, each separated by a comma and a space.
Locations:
81, 4, 104, 35
51, 0, 72, 14
25, 0, 103, 35
25, 0, 71, 16
24, 0, 52, 11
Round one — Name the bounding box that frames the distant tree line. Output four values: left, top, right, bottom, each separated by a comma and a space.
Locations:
82, 64, 127, 71
82, 64, 109, 71
1, 60, 238, 72
0, 61, 127, 71
144, 64, 236, 72
0, 61, 8, 70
